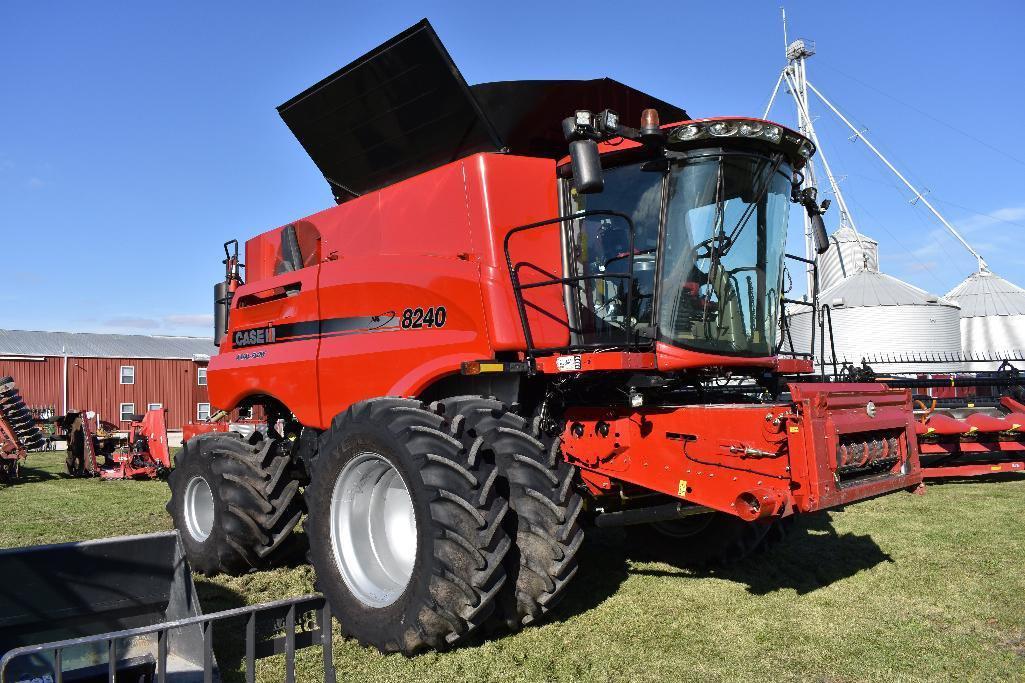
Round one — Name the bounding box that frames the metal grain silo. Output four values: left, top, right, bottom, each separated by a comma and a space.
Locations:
786, 269, 963, 374
945, 269, 1025, 369
817, 227, 879, 291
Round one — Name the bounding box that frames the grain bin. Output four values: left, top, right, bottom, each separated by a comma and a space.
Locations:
945, 269, 1025, 369
818, 226, 879, 291
787, 269, 962, 374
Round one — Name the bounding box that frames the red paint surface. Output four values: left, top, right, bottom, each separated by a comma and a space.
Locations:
562, 383, 922, 516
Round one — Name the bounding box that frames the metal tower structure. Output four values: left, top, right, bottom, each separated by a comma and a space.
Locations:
764, 10, 990, 275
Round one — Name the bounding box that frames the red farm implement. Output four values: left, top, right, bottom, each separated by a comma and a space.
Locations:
64, 408, 171, 480
834, 354, 1025, 480
0, 376, 45, 482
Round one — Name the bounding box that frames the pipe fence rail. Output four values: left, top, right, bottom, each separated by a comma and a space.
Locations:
0, 594, 336, 683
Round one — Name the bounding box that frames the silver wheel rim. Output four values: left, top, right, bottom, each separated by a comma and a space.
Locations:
184, 476, 215, 542
330, 452, 417, 608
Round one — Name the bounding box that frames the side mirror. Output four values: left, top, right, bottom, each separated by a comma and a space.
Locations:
810, 213, 830, 255
568, 139, 604, 193
563, 111, 607, 194
793, 184, 831, 254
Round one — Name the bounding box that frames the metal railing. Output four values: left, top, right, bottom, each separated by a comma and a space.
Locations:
777, 252, 822, 368
503, 210, 642, 358
857, 350, 1025, 367
0, 594, 336, 683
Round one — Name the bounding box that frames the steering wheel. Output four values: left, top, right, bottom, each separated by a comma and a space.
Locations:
603, 247, 657, 270
691, 234, 732, 262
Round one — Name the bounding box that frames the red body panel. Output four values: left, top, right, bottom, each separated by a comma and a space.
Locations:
564, 383, 921, 517
210, 153, 565, 428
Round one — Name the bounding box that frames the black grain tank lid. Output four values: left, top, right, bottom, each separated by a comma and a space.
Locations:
277, 19, 688, 203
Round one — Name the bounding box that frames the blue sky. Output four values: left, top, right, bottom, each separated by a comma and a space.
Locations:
3, 1, 1023, 337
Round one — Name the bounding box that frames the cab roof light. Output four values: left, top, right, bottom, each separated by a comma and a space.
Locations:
668, 118, 812, 161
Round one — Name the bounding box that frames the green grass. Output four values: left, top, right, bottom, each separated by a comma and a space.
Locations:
3, 450, 1025, 682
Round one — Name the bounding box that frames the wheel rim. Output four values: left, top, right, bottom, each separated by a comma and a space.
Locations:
330, 452, 417, 608
183, 476, 215, 542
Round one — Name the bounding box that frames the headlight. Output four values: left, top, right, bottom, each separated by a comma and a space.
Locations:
708, 121, 737, 136
675, 124, 700, 140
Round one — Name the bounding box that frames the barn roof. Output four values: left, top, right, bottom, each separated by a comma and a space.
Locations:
0, 329, 216, 360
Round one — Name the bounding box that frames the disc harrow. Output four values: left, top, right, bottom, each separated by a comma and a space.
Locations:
0, 376, 45, 482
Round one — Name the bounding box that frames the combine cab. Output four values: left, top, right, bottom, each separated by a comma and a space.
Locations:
165, 19, 923, 655
0, 376, 45, 482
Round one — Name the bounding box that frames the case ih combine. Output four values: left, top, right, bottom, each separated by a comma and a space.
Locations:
166, 20, 923, 654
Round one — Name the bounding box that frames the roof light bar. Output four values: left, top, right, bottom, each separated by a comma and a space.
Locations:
669, 118, 814, 164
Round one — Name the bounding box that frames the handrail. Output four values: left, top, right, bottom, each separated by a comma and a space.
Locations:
503, 210, 639, 358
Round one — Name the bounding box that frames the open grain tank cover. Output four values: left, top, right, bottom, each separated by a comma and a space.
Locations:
277, 19, 688, 203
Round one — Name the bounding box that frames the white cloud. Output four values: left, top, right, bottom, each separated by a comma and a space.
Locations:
103, 316, 161, 329
163, 314, 214, 327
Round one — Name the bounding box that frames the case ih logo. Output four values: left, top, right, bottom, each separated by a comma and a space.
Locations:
234, 326, 277, 348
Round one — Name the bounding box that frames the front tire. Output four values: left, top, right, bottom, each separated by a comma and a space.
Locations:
304, 398, 510, 654
166, 433, 303, 575
433, 397, 585, 631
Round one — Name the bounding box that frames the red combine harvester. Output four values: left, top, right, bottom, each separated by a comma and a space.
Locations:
64, 408, 171, 480
0, 377, 45, 482
166, 20, 922, 654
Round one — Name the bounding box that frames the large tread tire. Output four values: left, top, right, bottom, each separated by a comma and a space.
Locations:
304, 397, 510, 655
433, 396, 584, 632
167, 433, 303, 576
629, 512, 774, 568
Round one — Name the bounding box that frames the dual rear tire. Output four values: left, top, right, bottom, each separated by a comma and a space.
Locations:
304, 398, 511, 654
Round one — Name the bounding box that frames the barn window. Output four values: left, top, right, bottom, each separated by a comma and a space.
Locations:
197, 367, 207, 386
120, 365, 135, 385
120, 403, 136, 422
237, 406, 253, 420
197, 403, 211, 421
148, 403, 162, 412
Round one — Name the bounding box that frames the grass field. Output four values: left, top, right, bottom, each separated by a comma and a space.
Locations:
3, 450, 1025, 682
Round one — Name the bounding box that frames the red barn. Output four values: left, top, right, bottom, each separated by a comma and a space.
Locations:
0, 329, 221, 433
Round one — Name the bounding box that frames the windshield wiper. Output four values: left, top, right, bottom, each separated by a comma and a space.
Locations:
707, 153, 786, 261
